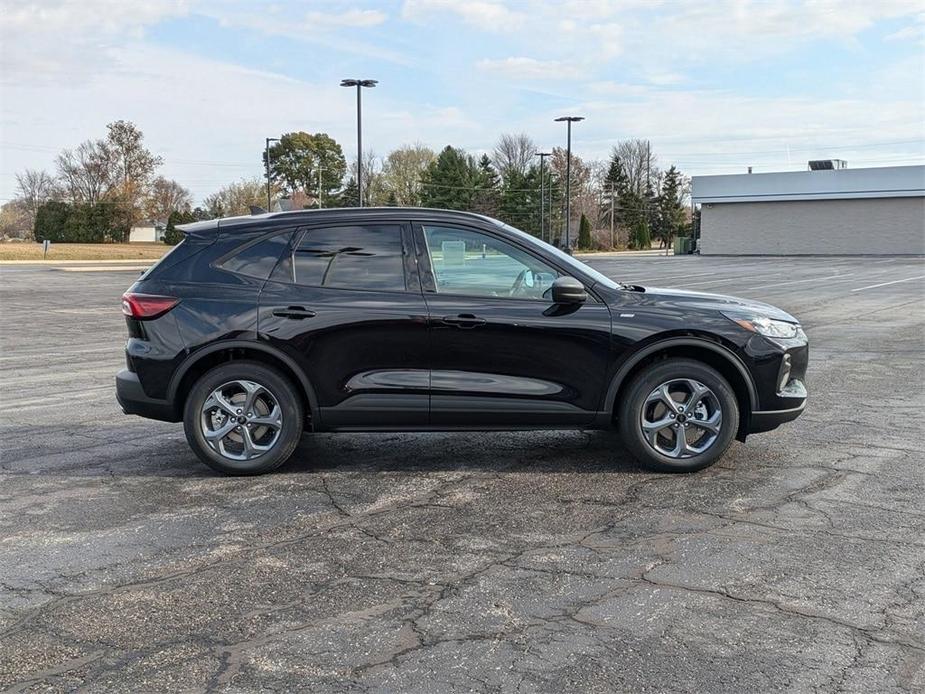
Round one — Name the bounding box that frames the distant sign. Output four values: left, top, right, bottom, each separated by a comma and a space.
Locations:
442, 240, 466, 266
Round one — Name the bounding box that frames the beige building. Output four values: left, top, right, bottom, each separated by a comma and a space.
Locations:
692, 164, 925, 255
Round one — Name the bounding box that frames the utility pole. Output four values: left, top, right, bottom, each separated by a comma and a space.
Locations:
610, 181, 615, 249
340, 79, 378, 206
264, 137, 280, 211
554, 116, 584, 252
535, 152, 551, 243
317, 159, 324, 208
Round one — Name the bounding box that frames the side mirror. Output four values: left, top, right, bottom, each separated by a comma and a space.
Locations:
551, 276, 587, 304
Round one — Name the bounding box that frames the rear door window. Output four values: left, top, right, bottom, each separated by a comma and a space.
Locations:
293, 225, 406, 292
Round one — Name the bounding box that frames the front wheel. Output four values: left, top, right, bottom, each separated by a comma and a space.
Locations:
618, 359, 739, 473
183, 361, 304, 475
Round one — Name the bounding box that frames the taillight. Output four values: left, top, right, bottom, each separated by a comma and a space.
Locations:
121, 293, 179, 320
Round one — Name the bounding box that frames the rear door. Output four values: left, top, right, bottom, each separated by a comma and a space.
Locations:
414, 222, 612, 427
257, 221, 429, 428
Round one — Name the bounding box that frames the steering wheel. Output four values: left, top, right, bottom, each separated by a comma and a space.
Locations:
509, 269, 528, 297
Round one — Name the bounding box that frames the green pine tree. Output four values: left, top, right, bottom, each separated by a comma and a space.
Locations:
472, 154, 501, 217
419, 146, 481, 210
578, 213, 593, 250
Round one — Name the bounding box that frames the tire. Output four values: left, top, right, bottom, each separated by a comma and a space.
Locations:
618, 358, 739, 473
183, 360, 304, 475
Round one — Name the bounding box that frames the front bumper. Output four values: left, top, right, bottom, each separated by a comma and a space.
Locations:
748, 383, 806, 433
116, 369, 179, 422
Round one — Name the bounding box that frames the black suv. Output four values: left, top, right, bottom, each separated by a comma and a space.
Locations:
116, 208, 808, 475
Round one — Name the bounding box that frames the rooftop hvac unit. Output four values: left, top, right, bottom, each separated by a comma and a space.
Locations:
808, 159, 848, 171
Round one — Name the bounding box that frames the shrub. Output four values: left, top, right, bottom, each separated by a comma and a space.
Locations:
164, 209, 196, 245
577, 213, 592, 250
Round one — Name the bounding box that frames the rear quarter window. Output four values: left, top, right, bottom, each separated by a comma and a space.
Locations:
218, 232, 293, 281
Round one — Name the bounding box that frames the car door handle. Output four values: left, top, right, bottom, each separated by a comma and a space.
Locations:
441, 313, 486, 328
272, 306, 316, 319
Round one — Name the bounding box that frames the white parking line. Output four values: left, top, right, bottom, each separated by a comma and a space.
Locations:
850, 275, 925, 292
743, 274, 850, 291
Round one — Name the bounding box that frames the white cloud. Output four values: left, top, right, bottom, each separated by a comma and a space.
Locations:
402, 0, 524, 29
886, 12, 925, 44
477, 57, 583, 81
0, 0, 189, 34
304, 8, 387, 28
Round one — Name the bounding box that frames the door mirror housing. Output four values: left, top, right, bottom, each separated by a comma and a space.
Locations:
551, 276, 587, 304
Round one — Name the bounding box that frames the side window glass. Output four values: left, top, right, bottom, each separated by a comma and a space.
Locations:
422, 225, 559, 300
220, 232, 292, 280
293, 225, 406, 292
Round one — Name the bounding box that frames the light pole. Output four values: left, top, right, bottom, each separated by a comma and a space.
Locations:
554, 116, 584, 252
340, 78, 378, 206
264, 137, 280, 211
535, 152, 551, 243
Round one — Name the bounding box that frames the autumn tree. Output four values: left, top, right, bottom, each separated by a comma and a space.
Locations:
203, 178, 266, 218
103, 120, 163, 233
146, 176, 192, 222
380, 144, 435, 206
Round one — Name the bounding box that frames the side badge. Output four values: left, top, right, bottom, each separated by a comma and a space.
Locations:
619, 313, 635, 318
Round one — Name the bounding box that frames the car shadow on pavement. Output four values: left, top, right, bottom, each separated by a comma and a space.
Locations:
1, 426, 645, 478
284, 429, 645, 475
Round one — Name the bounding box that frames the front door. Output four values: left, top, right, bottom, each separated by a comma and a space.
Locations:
414, 223, 612, 427
258, 222, 429, 428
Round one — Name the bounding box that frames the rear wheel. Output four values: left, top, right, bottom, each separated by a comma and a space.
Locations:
618, 359, 739, 473
183, 361, 303, 475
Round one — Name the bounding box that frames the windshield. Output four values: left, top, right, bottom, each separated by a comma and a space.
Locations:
496, 222, 621, 290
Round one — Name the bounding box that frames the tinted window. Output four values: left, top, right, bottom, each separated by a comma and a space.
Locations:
220, 232, 292, 280
422, 225, 558, 300
293, 225, 405, 291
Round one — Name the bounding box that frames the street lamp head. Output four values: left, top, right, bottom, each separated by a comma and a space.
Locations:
554, 116, 585, 123
535, 151, 552, 157
341, 79, 378, 88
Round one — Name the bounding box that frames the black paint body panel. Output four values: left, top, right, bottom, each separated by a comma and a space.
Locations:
116, 208, 808, 434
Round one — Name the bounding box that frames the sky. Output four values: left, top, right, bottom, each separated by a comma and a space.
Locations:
1, 0, 924, 205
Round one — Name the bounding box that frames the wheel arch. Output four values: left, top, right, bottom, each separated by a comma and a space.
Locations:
606, 337, 757, 440
168, 340, 318, 425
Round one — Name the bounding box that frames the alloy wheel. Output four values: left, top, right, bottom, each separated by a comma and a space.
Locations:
640, 378, 723, 459
200, 380, 282, 461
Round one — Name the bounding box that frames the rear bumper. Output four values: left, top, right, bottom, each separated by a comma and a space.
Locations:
116, 369, 179, 422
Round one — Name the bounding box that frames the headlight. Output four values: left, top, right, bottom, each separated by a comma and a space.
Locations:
722, 312, 799, 339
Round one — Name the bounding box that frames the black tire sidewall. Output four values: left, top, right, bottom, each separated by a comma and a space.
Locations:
183, 361, 303, 475
619, 359, 739, 473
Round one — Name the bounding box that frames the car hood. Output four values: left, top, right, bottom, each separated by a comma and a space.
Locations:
627, 285, 799, 323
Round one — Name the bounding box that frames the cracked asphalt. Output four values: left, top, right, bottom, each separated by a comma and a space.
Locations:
1, 255, 923, 692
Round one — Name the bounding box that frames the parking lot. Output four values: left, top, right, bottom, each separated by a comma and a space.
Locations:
1, 254, 923, 692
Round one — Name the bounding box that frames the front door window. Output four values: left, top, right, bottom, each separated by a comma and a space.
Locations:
422, 225, 558, 300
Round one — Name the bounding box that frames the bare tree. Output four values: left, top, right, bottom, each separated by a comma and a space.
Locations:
349, 150, 383, 206
56, 140, 113, 205
15, 168, 57, 238
145, 176, 192, 222
492, 133, 536, 181
203, 178, 266, 218
611, 139, 656, 196
380, 144, 435, 206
